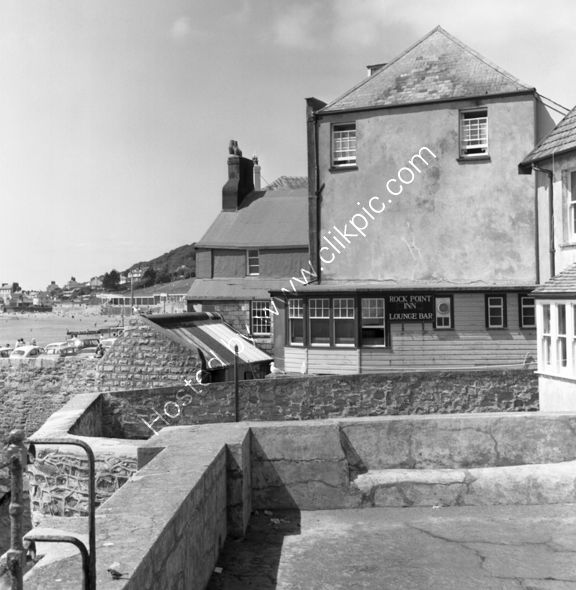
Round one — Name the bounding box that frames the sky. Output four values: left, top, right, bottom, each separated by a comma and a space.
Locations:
2, 0, 576, 290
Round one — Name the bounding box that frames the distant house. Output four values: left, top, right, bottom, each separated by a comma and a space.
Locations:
271, 26, 557, 374
99, 277, 195, 314
0, 284, 12, 304
187, 145, 309, 353
519, 106, 576, 409
90, 276, 103, 289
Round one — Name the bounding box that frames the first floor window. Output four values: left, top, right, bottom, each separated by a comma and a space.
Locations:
486, 295, 506, 328
361, 298, 386, 346
309, 298, 330, 345
247, 249, 260, 275
251, 300, 271, 335
288, 299, 304, 345
460, 108, 488, 157
332, 123, 356, 167
333, 298, 355, 346
569, 171, 576, 241
519, 296, 536, 328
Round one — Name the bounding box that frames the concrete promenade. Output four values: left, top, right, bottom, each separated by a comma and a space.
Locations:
209, 504, 576, 589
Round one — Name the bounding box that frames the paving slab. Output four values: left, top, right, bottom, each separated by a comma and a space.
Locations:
208, 504, 576, 589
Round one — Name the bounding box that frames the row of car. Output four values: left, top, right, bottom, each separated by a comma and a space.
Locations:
0, 337, 117, 359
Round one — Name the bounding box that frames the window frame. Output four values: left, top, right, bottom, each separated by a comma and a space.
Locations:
360, 297, 387, 348
308, 297, 331, 347
568, 170, 576, 243
518, 295, 536, 329
333, 297, 356, 347
331, 122, 357, 168
459, 108, 488, 158
485, 294, 507, 329
288, 298, 305, 346
250, 300, 271, 336
246, 249, 260, 276
434, 295, 454, 330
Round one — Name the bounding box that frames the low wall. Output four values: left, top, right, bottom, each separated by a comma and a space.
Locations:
104, 368, 539, 438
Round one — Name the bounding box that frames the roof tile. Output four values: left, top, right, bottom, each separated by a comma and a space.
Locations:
533, 263, 576, 295
321, 26, 532, 113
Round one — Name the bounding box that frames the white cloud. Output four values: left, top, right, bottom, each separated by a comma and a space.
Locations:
272, 3, 323, 49
170, 16, 195, 42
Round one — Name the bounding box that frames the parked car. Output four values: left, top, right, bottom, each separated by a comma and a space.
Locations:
73, 338, 101, 355
43, 342, 76, 357
99, 337, 117, 350
10, 345, 43, 359
0, 345, 12, 358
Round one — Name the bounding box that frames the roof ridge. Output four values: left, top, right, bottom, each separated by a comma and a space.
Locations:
320, 26, 533, 114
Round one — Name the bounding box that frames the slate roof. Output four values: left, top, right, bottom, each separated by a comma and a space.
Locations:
533, 263, 576, 296
197, 186, 308, 249
321, 26, 533, 113
520, 106, 576, 167
132, 277, 195, 297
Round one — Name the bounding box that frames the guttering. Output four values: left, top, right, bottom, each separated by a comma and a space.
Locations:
533, 165, 555, 277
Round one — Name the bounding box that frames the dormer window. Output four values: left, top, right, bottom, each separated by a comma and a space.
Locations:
247, 249, 260, 275
460, 109, 488, 157
332, 123, 357, 167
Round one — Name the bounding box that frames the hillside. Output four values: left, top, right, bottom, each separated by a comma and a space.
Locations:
123, 243, 196, 284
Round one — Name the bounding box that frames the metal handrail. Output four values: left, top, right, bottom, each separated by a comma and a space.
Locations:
25, 437, 96, 590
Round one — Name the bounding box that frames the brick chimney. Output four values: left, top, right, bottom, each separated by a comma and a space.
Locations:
222, 140, 254, 211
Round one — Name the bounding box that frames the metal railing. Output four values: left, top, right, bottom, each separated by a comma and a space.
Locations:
3, 430, 96, 590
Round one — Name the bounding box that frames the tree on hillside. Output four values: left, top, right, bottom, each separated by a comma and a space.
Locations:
139, 267, 157, 288
11, 282, 20, 292
156, 267, 171, 285
102, 269, 120, 291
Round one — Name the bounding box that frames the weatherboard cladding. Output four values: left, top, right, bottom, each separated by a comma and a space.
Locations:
197, 188, 308, 249
533, 263, 576, 296
521, 106, 576, 165
321, 26, 532, 113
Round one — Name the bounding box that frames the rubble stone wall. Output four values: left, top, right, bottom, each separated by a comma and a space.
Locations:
104, 368, 538, 439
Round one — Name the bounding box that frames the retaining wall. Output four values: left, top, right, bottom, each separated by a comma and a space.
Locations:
104, 368, 539, 439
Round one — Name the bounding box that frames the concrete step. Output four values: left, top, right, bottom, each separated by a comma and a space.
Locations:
351, 460, 576, 507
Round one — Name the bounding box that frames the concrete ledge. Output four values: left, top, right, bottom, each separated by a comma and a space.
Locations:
353, 460, 576, 507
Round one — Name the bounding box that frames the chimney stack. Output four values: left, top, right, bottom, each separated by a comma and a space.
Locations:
253, 156, 261, 191
222, 140, 254, 211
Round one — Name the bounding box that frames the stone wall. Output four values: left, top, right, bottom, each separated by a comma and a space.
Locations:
97, 319, 203, 391
104, 368, 538, 438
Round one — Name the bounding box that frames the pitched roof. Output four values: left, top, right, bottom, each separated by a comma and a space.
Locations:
533, 263, 576, 296
321, 26, 533, 113
197, 186, 308, 249
265, 176, 308, 191
132, 277, 195, 297
520, 105, 576, 166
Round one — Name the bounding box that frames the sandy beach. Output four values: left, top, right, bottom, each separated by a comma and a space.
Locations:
0, 304, 124, 347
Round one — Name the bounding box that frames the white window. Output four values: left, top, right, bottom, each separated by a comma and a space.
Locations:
288, 299, 304, 345
519, 296, 536, 328
251, 300, 271, 335
557, 304, 567, 368
542, 303, 551, 367
569, 171, 576, 242
460, 109, 488, 157
435, 296, 453, 329
361, 298, 386, 346
247, 249, 260, 275
309, 298, 330, 345
333, 298, 355, 346
332, 123, 356, 167
486, 295, 506, 329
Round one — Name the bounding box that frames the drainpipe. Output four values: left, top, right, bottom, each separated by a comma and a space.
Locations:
533, 165, 555, 278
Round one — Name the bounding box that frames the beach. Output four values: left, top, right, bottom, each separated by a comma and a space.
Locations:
0, 304, 123, 347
